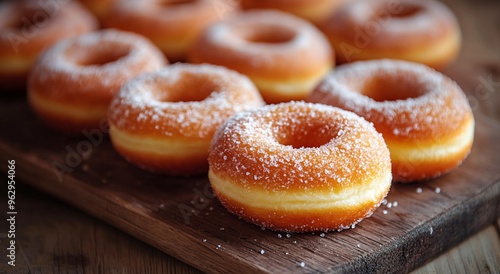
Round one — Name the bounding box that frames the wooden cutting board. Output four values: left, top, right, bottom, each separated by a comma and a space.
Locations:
1, 0, 499, 272
0, 69, 499, 274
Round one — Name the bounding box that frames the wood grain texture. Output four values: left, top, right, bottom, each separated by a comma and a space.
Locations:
0, 185, 498, 274
0, 183, 202, 274
0, 0, 499, 273
412, 223, 500, 274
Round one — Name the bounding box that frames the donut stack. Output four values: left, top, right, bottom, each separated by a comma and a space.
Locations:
0, 0, 474, 233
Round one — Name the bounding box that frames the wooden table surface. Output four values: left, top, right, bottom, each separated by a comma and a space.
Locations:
1, 0, 500, 273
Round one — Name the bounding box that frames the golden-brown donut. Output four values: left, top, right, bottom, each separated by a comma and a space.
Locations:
108, 63, 265, 175
208, 101, 392, 232
28, 29, 166, 134
308, 60, 474, 182
0, 0, 97, 92
321, 0, 461, 69
103, 0, 236, 62
240, 0, 351, 25
189, 10, 334, 104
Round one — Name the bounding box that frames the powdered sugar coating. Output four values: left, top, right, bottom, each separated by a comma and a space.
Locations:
208, 101, 392, 232
108, 63, 265, 139
29, 29, 166, 100
190, 9, 333, 77
201, 10, 320, 63
309, 59, 474, 182
322, 0, 461, 68
0, 0, 97, 91
344, 0, 458, 47
0, 1, 98, 53
308, 59, 472, 141
209, 101, 390, 190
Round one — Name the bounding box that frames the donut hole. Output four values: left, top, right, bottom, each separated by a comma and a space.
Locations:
153, 73, 219, 103
359, 74, 425, 102
158, 0, 197, 7
391, 4, 423, 18
239, 25, 296, 44
274, 120, 337, 149
73, 46, 131, 67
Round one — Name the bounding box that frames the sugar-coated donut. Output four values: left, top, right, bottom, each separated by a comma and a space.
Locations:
104, 0, 236, 62
240, 0, 351, 25
308, 60, 474, 182
0, 0, 97, 92
28, 29, 166, 134
208, 102, 392, 232
108, 63, 265, 175
321, 0, 461, 69
189, 10, 334, 104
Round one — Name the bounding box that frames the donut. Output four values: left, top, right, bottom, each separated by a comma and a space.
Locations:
308, 60, 475, 182
189, 10, 334, 104
103, 0, 236, 62
320, 0, 461, 69
208, 102, 392, 232
108, 63, 265, 175
28, 29, 167, 134
0, 0, 97, 92
240, 0, 351, 25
